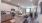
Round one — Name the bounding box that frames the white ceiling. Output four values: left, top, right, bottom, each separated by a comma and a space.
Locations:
1, 0, 39, 7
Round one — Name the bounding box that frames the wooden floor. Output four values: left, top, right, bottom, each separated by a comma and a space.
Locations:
1, 16, 38, 23
2, 19, 15, 23
2, 20, 11, 23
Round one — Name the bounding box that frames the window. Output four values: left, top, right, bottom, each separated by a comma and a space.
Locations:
26, 8, 31, 13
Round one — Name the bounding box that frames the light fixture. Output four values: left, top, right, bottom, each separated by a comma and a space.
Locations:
18, 4, 19, 5
30, 0, 32, 1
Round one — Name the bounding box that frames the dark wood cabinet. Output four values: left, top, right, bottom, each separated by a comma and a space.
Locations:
40, 2, 42, 14
1, 14, 13, 22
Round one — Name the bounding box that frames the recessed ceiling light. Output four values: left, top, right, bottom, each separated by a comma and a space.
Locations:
18, 4, 19, 5
30, 0, 32, 1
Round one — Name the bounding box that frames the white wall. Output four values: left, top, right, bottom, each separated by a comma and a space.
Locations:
0, 2, 19, 14
0, 3, 19, 11
38, 14, 42, 23
0, 0, 1, 23
38, 0, 42, 23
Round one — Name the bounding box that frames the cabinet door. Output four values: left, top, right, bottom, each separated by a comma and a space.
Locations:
5, 14, 12, 20
1, 15, 6, 21
40, 2, 42, 14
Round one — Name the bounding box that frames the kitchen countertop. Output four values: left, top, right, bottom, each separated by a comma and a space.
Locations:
15, 14, 26, 23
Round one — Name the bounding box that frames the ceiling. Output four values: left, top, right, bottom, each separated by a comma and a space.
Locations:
1, 0, 39, 7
